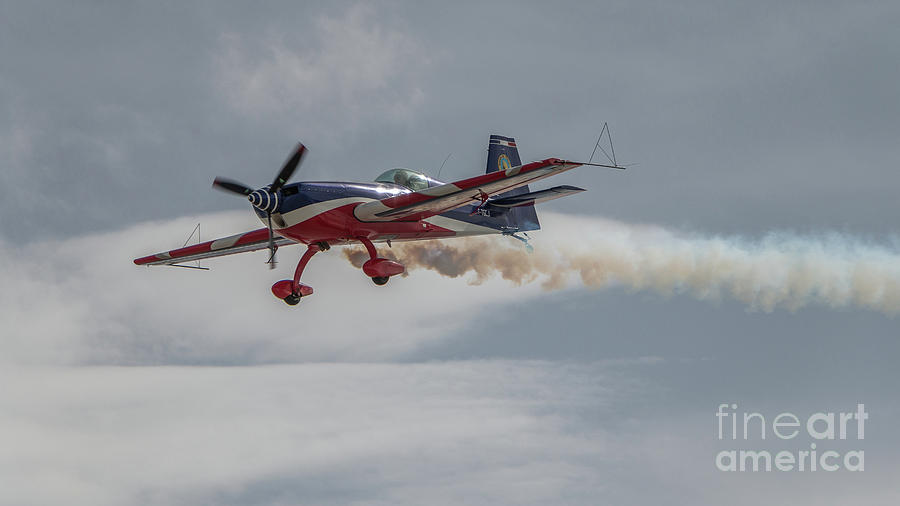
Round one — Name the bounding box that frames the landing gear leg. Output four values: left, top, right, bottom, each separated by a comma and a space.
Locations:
358, 237, 405, 286
271, 244, 319, 304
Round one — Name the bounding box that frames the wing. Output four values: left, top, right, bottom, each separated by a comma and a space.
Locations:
134, 228, 296, 266
353, 158, 583, 222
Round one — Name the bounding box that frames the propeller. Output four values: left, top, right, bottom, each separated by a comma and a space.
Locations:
212, 142, 307, 269
272, 143, 306, 192
212, 177, 253, 196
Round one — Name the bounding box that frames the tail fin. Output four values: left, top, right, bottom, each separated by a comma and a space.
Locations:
487, 135, 540, 231
487, 135, 522, 173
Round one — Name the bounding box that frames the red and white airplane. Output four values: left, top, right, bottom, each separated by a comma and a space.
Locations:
135, 135, 623, 305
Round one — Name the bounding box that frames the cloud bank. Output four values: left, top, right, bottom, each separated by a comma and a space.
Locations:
5, 209, 897, 368
3, 212, 899, 505
0, 211, 539, 366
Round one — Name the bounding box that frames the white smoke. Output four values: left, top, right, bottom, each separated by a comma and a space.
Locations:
345, 213, 900, 315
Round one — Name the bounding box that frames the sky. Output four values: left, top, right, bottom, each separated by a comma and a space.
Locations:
1, 1, 899, 505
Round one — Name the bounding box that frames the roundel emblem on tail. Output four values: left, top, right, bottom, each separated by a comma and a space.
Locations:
498, 154, 511, 172
499, 153, 520, 176
499, 153, 519, 176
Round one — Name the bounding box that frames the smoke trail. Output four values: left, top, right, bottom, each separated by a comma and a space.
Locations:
343, 214, 900, 315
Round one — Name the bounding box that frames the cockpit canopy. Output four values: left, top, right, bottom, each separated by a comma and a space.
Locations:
374, 168, 442, 192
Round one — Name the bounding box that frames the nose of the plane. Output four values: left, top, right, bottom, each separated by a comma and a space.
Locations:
248, 189, 279, 212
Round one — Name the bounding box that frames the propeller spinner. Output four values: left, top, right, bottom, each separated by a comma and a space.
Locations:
212, 142, 307, 269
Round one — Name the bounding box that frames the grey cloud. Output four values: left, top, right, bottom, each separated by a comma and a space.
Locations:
214, 4, 428, 136
0, 361, 624, 506
2, 361, 897, 506
3, 2, 899, 241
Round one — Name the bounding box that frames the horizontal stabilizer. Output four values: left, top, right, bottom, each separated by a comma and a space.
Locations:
489, 185, 585, 208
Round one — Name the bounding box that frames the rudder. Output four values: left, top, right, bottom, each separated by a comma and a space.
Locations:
487, 135, 540, 231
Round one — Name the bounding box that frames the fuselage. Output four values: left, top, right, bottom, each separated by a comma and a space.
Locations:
254, 179, 533, 247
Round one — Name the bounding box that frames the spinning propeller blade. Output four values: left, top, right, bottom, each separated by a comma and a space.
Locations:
266, 213, 276, 269
212, 177, 254, 196
272, 143, 306, 192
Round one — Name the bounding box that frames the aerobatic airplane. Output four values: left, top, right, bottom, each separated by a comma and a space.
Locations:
134, 135, 623, 305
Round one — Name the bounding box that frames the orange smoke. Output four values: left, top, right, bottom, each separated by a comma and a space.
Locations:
342, 216, 900, 315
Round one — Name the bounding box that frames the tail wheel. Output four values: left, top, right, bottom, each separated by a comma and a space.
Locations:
283, 294, 302, 305
372, 276, 389, 286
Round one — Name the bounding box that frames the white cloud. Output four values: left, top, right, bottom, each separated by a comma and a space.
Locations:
0, 210, 541, 366
215, 4, 428, 136
5, 208, 899, 367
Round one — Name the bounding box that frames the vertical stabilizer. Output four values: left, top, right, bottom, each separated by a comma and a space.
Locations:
486, 135, 540, 231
